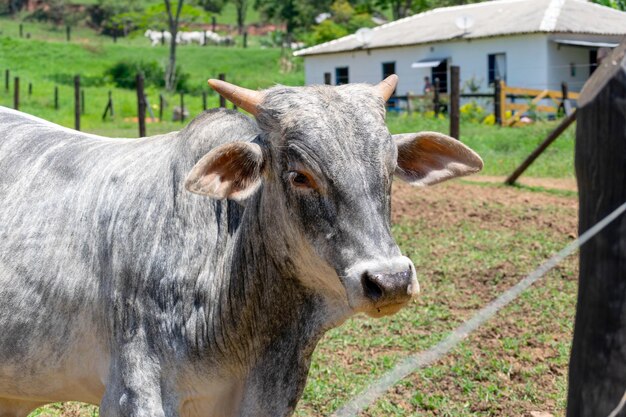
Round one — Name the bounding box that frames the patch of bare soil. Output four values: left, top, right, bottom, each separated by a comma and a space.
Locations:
392, 178, 578, 235
353, 179, 579, 417
464, 175, 578, 192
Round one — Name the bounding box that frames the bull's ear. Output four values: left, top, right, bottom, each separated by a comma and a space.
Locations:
185, 142, 265, 200
393, 132, 483, 186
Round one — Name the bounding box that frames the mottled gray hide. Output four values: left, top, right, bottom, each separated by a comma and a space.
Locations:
0, 82, 481, 417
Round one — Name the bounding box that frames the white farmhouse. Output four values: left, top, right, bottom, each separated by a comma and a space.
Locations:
294, 0, 626, 94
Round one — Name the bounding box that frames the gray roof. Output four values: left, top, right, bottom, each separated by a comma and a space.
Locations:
294, 0, 626, 57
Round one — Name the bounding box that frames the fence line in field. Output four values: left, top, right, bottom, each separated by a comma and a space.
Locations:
1, 69, 232, 136
331, 200, 626, 417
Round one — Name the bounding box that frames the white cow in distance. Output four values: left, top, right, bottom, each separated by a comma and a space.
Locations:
145, 29, 234, 46
144, 29, 172, 46
176, 31, 204, 45
204, 30, 222, 45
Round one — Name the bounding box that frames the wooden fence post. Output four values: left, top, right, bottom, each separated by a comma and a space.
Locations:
13, 77, 19, 110
494, 78, 502, 126
136, 73, 146, 137
211, 16, 216, 32
19, 24, 23, 38
407, 92, 413, 116
54, 86, 59, 110
560, 81, 571, 116
102, 90, 113, 121
180, 92, 185, 123
74, 75, 80, 131
450, 66, 460, 140
243, 32, 248, 48
161, 30, 165, 46
433, 78, 440, 117
28, 82, 32, 96
159, 94, 164, 122
5, 69, 9, 92
81, 89, 85, 114
202, 91, 207, 111
567, 40, 626, 417
66, 25, 71, 42
218, 73, 226, 108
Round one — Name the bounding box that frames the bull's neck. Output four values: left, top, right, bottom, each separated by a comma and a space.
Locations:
192, 187, 330, 375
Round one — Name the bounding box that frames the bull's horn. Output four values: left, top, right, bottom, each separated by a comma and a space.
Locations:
374, 74, 398, 102
207, 79, 264, 116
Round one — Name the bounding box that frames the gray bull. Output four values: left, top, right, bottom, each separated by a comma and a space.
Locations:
0, 75, 482, 417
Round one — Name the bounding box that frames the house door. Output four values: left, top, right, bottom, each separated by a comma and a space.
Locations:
431, 60, 448, 93
589, 50, 598, 75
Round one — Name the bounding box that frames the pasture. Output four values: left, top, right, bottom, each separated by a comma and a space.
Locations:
0, 19, 580, 417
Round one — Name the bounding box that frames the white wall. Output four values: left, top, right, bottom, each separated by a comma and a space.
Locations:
303, 34, 552, 95
546, 34, 624, 92
546, 41, 589, 92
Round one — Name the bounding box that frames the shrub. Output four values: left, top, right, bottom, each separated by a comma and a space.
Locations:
104, 60, 190, 92
311, 20, 349, 44
104, 60, 164, 89
460, 102, 486, 123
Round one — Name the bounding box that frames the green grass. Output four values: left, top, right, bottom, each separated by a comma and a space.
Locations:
214, 2, 261, 27
386, 114, 576, 178
0, 36, 302, 135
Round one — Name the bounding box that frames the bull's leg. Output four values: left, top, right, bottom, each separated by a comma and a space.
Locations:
99, 343, 167, 417
0, 398, 46, 417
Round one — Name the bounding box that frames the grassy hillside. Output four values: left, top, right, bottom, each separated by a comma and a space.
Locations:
0, 35, 303, 134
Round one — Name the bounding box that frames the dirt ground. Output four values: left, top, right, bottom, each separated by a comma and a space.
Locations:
392, 177, 577, 235
463, 176, 578, 192
359, 178, 579, 416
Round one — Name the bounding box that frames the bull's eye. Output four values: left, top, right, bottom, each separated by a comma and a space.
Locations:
288, 171, 315, 189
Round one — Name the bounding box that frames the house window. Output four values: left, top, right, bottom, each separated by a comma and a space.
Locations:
431, 60, 448, 93
382, 62, 396, 79
488, 53, 507, 85
335, 67, 349, 85
324, 72, 331, 85
382, 62, 396, 96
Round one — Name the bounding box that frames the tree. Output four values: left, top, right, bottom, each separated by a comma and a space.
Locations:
232, 0, 248, 34
90, 0, 141, 34
309, 0, 375, 44
254, 0, 332, 37
372, 0, 433, 19
8, 0, 28, 15
164, 0, 184, 91
384, 0, 413, 19
592, 0, 626, 10
197, 0, 225, 13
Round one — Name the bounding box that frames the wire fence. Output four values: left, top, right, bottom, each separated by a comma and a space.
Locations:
331, 200, 626, 417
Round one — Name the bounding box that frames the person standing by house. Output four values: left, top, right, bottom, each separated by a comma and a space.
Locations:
423, 76, 433, 94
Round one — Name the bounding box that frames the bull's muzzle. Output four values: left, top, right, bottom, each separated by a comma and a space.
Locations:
348, 256, 419, 317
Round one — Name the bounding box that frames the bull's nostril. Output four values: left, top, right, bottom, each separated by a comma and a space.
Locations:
361, 272, 383, 302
